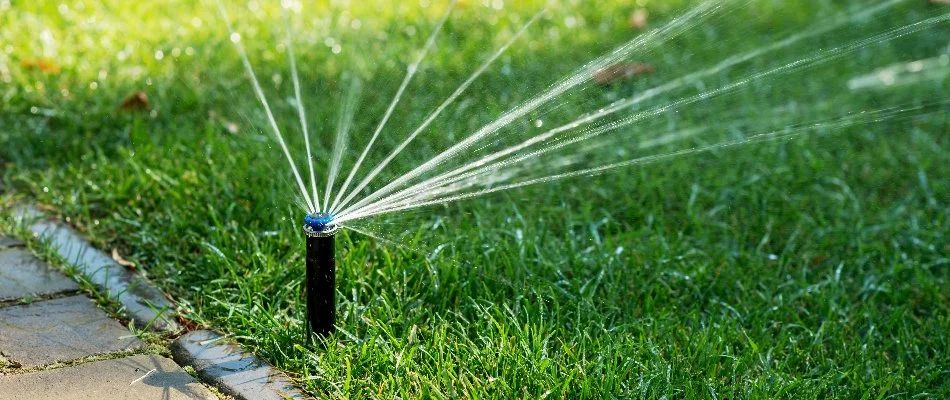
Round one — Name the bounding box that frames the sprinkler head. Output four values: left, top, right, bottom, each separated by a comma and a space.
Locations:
304, 212, 338, 236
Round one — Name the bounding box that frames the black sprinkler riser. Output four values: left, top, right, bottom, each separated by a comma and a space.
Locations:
304, 212, 338, 343
305, 232, 335, 340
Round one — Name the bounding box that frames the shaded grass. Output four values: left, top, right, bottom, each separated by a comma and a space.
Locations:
1, 0, 948, 398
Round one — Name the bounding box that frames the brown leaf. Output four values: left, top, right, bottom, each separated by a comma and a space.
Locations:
593, 63, 655, 85
629, 8, 649, 30
176, 315, 200, 331
21, 58, 61, 74
112, 248, 137, 269
119, 91, 150, 112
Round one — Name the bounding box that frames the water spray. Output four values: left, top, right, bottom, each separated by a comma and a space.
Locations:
303, 212, 338, 341
213, 0, 949, 345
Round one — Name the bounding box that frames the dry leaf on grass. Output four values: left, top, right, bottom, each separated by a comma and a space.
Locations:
21, 58, 61, 74
176, 315, 200, 331
112, 248, 137, 269
593, 63, 655, 85
119, 91, 150, 112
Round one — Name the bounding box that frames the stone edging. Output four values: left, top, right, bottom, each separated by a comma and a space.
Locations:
7, 204, 312, 399
172, 331, 308, 400
13, 205, 179, 332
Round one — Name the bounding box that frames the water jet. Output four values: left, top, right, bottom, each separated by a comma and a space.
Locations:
303, 212, 338, 341
212, 0, 950, 350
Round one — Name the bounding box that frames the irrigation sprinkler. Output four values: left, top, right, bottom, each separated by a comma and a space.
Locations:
303, 212, 338, 342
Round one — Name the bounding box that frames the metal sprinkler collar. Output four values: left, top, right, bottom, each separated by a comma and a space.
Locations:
304, 213, 338, 237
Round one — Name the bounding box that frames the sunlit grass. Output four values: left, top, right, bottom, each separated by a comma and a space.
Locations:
1, 0, 948, 398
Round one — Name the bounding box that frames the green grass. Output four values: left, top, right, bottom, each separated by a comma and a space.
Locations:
1, 0, 948, 398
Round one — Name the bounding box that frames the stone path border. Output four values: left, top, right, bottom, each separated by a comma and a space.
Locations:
13, 205, 180, 332
4, 204, 314, 399
172, 331, 308, 400
0, 294, 145, 368
0, 232, 215, 399
0, 235, 23, 248
0, 355, 216, 400
0, 248, 79, 303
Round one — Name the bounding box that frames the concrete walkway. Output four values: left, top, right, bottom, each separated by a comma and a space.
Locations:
0, 234, 216, 399
2, 205, 311, 399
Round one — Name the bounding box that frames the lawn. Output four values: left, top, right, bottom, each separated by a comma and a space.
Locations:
1, 0, 948, 398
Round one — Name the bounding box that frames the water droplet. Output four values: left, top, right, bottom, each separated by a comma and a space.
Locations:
877, 70, 895, 86
154, 50, 164, 60
230, 32, 241, 43
534, 119, 543, 128
565, 16, 577, 28
39, 29, 54, 46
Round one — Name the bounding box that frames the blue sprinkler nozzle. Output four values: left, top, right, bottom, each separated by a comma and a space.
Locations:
304, 212, 337, 236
